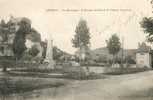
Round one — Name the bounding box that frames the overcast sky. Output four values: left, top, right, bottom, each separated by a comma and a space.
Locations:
0, 0, 152, 54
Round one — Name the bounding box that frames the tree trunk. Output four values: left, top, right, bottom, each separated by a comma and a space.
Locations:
15, 57, 17, 70
2, 66, 7, 72
112, 55, 115, 67
2, 60, 7, 72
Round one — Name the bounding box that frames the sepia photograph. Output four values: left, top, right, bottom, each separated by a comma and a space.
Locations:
0, 0, 152, 100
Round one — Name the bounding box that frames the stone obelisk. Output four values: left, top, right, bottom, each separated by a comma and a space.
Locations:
44, 36, 54, 69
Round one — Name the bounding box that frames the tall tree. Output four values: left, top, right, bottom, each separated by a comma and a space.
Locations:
29, 45, 40, 57
106, 34, 121, 65
140, 0, 153, 43
26, 28, 41, 42
72, 19, 90, 61
12, 18, 31, 60
140, 17, 153, 43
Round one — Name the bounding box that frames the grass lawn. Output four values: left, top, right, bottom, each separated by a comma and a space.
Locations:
0, 75, 67, 97
0, 70, 153, 100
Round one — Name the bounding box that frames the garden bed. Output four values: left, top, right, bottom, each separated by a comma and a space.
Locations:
103, 67, 151, 75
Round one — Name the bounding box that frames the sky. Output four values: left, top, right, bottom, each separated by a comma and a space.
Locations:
0, 0, 152, 54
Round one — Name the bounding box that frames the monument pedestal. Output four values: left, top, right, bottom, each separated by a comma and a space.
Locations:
44, 59, 55, 69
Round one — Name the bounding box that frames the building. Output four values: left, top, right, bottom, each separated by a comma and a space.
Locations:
136, 42, 152, 68
0, 17, 16, 57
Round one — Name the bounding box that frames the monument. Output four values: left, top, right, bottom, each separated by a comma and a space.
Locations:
44, 36, 55, 69
136, 42, 152, 68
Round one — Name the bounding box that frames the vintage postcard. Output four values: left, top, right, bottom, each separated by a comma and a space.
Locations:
0, 0, 152, 100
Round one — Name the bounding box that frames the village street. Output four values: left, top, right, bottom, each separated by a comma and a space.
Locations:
5, 70, 153, 100
50, 71, 153, 100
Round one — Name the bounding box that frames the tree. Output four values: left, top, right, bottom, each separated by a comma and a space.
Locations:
53, 46, 63, 61
26, 28, 41, 42
106, 34, 121, 65
140, 17, 153, 43
12, 18, 31, 60
41, 41, 66, 62
125, 56, 136, 64
29, 45, 40, 57
72, 19, 90, 61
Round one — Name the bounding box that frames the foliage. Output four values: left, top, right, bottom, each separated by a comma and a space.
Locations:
94, 56, 108, 63
29, 45, 40, 57
0, 59, 15, 72
72, 19, 90, 48
104, 67, 150, 75
0, 77, 65, 96
106, 34, 121, 65
12, 19, 31, 60
27, 28, 41, 42
13, 34, 26, 59
125, 56, 136, 64
53, 46, 62, 60
106, 34, 121, 56
22, 45, 41, 63
21, 53, 33, 61
140, 17, 153, 43
41, 42, 69, 62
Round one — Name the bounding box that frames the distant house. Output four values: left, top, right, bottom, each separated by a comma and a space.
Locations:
136, 42, 152, 68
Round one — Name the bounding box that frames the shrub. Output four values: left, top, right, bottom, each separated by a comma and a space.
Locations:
29, 45, 40, 57
103, 67, 151, 75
